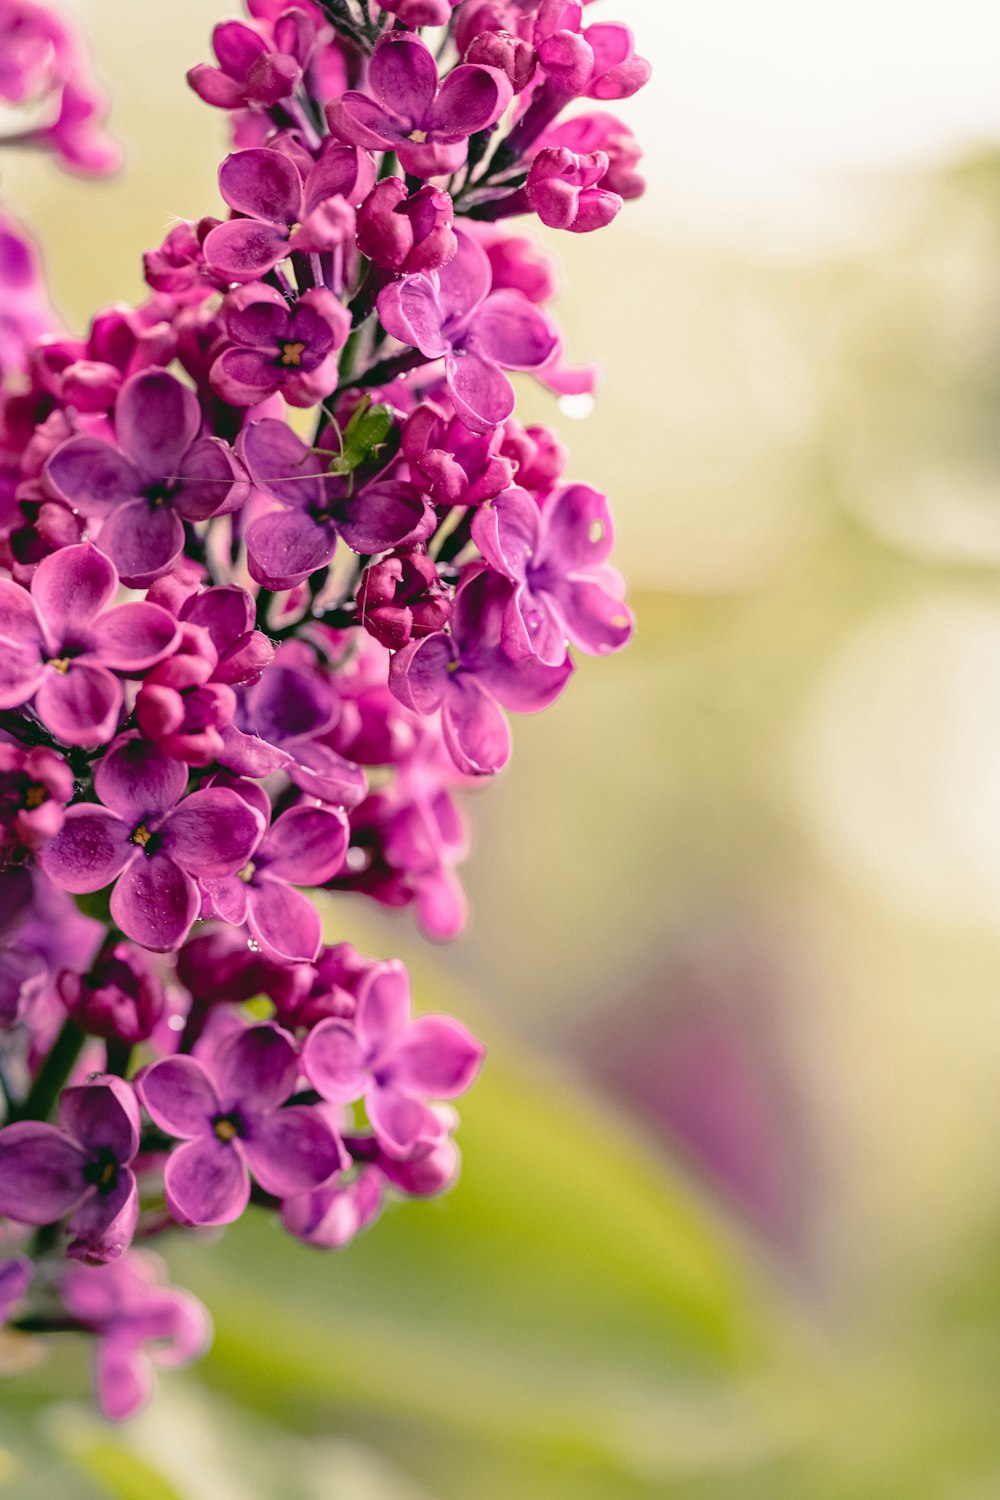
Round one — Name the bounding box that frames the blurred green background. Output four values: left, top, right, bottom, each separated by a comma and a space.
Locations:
8, 2, 1000, 1495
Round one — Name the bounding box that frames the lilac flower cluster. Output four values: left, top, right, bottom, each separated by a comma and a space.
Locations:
0, 0, 645, 1418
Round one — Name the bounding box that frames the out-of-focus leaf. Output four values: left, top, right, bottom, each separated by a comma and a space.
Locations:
165, 1015, 817, 1496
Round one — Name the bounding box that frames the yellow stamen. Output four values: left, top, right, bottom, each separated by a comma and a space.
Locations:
23, 784, 46, 809
279, 340, 306, 368
408, 128, 428, 144
47, 657, 71, 674
132, 823, 152, 848
214, 1118, 237, 1143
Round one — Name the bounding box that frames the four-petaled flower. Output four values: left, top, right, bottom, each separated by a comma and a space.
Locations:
0, 542, 178, 748
44, 369, 248, 586
378, 230, 560, 433
327, 33, 512, 179
40, 733, 263, 951
302, 959, 483, 1158
471, 482, 633, 664
137, 1021, 346, 1225
0, 1076, 140, 1262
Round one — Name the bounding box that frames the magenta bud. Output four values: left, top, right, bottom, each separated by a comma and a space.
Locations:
465, 31, 536, 93
525, 147, 622, 232
356, 180, 457, 275
357, 551, 452, 651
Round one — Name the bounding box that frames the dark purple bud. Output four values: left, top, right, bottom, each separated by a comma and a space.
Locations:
58, 943, 166, 1043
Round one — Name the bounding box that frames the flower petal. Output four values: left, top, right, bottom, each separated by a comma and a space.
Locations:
356, 960, 411, 1055
0, 1121, 86, 1223
0, 576, 45, 649
442, 674, 511, 775
246, 508, 336, 590
259, 804, 349, 885
470, 290, 559, 371
31, 542, 117, 637
110, 853, 199, 951
204, 218, 289, 281
212, 1021, 299, 1114
44, 437, 143, 515
137, 1055, 219, 1138
445, 349, 514, 434
39, 806, 132, 893
59, 1076, 140, 1162
391, 1014, 484, 1098
428, 63, 512, 137
160, 787, 263, 877
218, 147, 302, 225
66, 1168, 138, 1263
242, 1105, 346, 1197
301, 1020, 367, 1104
34, 661, 122, 749
94, 733, 187, 822
377, 273, 447, 359
247, 878, 322, 964
367, 1084, 444, 1159
91, 601, 179, 672
115, 370, 201, 483
95, 497, 185, 587
369, 34, 438, 125
164, 1135, 249, 1225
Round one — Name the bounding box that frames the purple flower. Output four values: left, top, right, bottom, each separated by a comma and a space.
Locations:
0, 742, 73, 852
356, 179, 457, 276
137, 1021, 346, 1225
210, 283, 350, 408
61, 1249, 211, 1421
524, 146, 622, 232
203, 799, 350, 964
40, 732, 264, 952
378, 230, 560, 433
327, 33, 512, 179
187, 19, 302, 111
302, 959, 483, 1158
219, 656, 368, 808
471, 482, 633, 664
204, 143, 375, 282
281, 1163, 383, 1249
402, 397, 514, 506
0, 1075, 140, 1262
538, 111, 645, 200
238, 417, 431, 587
0, 542, 179, 748
44, 369, 248, 586
389, 565, 572, 775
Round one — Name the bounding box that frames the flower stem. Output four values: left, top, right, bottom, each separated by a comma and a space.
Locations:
17, 1018, 86, 1123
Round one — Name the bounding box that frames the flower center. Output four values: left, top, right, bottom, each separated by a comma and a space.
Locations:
237, 862, 256, 884
212, 1114, 240, 1143
408, 128, 428, 144
47, 657, 71, 674
131, 823, 154, 850
22, 783, 47, 809
278, 340, 306, 368
82, 1150, 119, 1194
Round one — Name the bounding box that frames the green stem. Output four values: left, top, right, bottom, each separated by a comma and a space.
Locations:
18, 1019, 86, 1123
